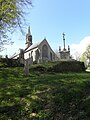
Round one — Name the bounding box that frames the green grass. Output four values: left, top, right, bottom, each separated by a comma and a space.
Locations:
0, 67, 90, 120
87, 66, 90, 70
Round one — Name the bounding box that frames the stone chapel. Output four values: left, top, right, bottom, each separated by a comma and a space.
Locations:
12, 26, 58, 63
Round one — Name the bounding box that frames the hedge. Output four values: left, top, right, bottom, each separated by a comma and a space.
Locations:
0, 58, 23, 67
30, 61, 85, 73
50, 61, 85, 72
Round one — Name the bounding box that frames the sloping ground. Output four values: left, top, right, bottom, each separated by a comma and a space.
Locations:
0, 67, 90, 120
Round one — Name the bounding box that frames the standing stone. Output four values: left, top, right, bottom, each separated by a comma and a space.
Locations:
24, 59, 29, 76
24, 57, 33, 76
20, 57, 33, 76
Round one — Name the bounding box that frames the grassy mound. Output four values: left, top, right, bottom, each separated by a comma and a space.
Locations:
0, 67, 90, 119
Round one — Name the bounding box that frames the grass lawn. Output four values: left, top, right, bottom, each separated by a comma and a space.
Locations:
0, 67, 90, 120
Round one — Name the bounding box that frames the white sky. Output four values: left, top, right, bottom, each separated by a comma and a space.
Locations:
70, 36, 90, 59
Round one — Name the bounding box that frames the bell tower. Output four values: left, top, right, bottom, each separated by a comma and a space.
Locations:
26, 26, 32, 48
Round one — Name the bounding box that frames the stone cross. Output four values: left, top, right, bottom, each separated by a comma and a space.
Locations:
63, 32, 66, 50
20, 57, 33, 76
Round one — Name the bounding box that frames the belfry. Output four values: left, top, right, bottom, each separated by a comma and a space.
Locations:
26, 26, 32, 48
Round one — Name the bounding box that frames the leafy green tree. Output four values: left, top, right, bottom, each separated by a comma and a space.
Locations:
0, 0, 32, 51
81, 45, 90, 67
81, 53, 87, 67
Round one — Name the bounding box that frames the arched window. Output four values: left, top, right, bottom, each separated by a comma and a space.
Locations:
35, 49, 40, 61
50, 52, 52, 61
29, 53, 30, 58
42, 44, 48, 58
31, 51, 33, 57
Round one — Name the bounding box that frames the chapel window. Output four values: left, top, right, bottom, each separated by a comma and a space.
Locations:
42, 44, 48, 58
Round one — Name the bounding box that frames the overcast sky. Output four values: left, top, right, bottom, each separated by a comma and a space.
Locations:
1, 0, 90, 58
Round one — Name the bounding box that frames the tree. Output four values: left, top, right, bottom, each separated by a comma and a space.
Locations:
74, 51, 81, 61
55, 49, 60, 58
0, 0, 32, 51
81, 45, 90, 67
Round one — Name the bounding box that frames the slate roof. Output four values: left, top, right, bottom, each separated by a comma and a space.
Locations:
25, 41, 41, 52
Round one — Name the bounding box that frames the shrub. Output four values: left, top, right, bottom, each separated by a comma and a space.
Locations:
51, 61, 85, 72
0, 58, 23, 67
30, 61, 85, 73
